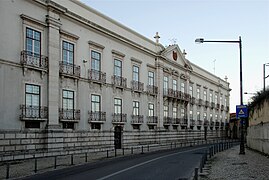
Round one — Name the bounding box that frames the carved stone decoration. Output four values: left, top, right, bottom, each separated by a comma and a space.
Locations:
180, 73, 187, 80
172, 70, 179, 76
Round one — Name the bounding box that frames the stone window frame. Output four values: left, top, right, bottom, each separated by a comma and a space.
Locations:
89, 41, 105, 72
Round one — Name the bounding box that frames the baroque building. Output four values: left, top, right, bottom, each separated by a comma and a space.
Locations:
0, 0, 230, 155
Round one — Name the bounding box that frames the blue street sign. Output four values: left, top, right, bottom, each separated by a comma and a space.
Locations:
236, 105, 248, 119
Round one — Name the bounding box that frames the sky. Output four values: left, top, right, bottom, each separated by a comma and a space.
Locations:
81, 0, 269, 112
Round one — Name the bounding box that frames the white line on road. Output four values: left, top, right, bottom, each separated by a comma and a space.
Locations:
97, 146, 207, 180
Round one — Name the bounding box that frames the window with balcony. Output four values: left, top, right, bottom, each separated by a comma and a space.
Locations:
132, 101, 143, 126
181, 82, 185, 93
189, 85, 193, 97
60, 41, 80, 77
112, 59, 126, 88
131, 65, 143, 92
113, 98, 126, 123
204, 90, 207, 101
147, 71, 157, 95
209, 92, 213, 103
173, 79, 177, 91
60, 90, 80, 127
163, 76, 168, 95
197, 88, 200, 99
89, 51, 106, 83
89, 95, 105, 126
215, 94, 218, 104
21, 84, 47, 128
172, 107, 177, 118
21, 27, 48, 70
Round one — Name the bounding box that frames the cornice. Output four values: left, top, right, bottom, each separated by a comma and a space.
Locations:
88, 40, 105, 49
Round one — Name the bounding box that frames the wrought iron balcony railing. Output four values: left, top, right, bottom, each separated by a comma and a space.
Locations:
131, 115, 144, 124
204, 120, 209, 127
211, 102, 215, 109
216, 103, 220, 109
205, 101, 209, 108
163, 117, 172, 125
20, 105, 48, 120
59, 108, 80, 121
190, 119, 195, 126
180, 118, 188, 126
210, 120, 215, 127
172, 118, 181, 125
226, 106, 230, 112
59, 61, 81, 78
198, 99, 203, 106
112, 113, 127, 123
88, 69, 106, 84
215, 121, 220, 127
131, 80, 144, 92
147, 85, 158, 95
182, 93, 191, 101
20, 50, 48, 70
111, 75, 127, 88
197, 120, 203, 126
147, 116, 158, 124
88, 111, 106, 123
191, 97, 196, 104
221, 105, 224, 111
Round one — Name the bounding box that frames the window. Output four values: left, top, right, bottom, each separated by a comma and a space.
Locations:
215, 94, 218, 104
189, 86, 193, 97
220, 96, 223, 106
190, 109, 193, 119
203, 90, 207, 101
148, 103, 154, 116
197, 88, 200, 99
26, 28, 41, 55
114, 98, 122, 114
133, 65, 139, 81
210, 113, 213, 120
224, 97, 227, 107
209, 92, 213, 103
163, 76, 168, 91
26, 84, 40, 107
148, 71, 154, 86
133, 101, 139, 115
181, 108, 185, 118
63, 122, 74, 129
197, 111, 200, 120
181, 82, 185, 93
62, 41, 74, 64
203, 112, 207, 120
91, 51, 101, 71
163, 105, 168, 117
63, 90, 74, 110
215, 114, 218, 120
114, 59, 122, 77
172, 79, 177, 91
91, 95, 100, 112
173, 107, 177, 118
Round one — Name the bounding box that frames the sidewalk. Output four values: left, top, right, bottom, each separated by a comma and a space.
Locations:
200, 145, 269, 180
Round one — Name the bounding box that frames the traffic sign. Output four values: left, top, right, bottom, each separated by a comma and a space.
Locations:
236, 105, 248, 118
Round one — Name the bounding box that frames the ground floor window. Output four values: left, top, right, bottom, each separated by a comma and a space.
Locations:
132, 124, 140, 130
25, 121, 40, 128
172, 125, 178, 130
148, 125, 155, 130
164, 125, 169, 130
91, 123, 101, 130
63, 122, 74, 129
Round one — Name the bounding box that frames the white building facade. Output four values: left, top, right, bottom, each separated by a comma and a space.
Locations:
0, 0, 230, 155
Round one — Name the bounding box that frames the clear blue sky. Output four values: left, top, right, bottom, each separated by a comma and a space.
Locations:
81, 0, 269, 112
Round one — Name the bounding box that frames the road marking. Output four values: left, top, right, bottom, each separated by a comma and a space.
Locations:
97, 146, 207, 180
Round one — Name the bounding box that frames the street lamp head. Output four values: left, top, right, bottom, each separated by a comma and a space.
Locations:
195, 38, 204, 43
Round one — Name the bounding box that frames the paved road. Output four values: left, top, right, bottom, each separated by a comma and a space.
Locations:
22, 145, 209, 180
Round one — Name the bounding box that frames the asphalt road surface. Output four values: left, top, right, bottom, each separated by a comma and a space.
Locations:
22, 145, 209, 180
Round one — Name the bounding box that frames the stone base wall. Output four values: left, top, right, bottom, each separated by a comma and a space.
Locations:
247, 122, 269, 155
0, 129, 226, 161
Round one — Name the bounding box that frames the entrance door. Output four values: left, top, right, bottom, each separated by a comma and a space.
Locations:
114, 126, 122, 149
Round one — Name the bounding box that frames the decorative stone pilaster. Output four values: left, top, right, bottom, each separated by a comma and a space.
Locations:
156, 59, 164, 129
46, 10, 62, 128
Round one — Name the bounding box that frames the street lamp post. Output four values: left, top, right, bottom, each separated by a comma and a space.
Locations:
195, 36, 245, 154
263, 63, 269, 91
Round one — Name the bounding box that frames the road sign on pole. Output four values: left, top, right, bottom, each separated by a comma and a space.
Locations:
236, 105, 248, 119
